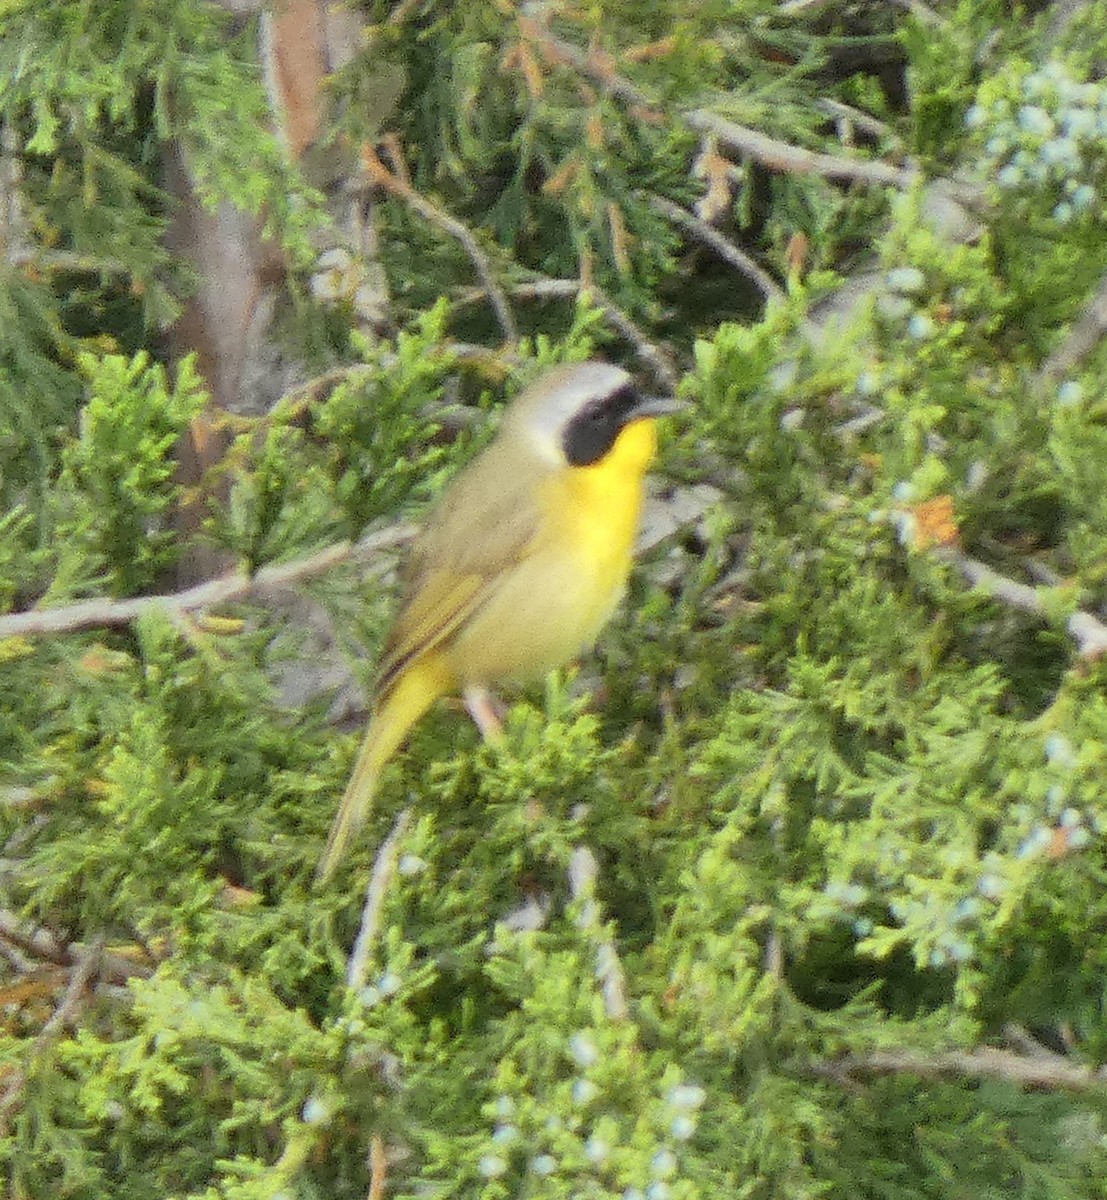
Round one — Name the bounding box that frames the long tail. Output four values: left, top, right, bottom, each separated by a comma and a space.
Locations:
316, 659, 448, 883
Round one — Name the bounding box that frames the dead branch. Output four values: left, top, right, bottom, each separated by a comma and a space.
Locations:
346, 808, 413, 992
368, 1132, 389, 1199
687, 110, 924, 192
358, 144, 518, 343
568, 846, 629, 1020
812, 1045, 1107, 1093
0, 937, 105, 1132
649, 195, 784, 302
0, 913, 154, 985
453, 276, 678, 391
937, 548, 1107, 659
816, 98, 899, 146
0, 525, 415, 641
1038, 272, 1107, 383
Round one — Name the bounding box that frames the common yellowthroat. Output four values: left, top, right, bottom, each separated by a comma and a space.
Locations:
318, 361, 680, 880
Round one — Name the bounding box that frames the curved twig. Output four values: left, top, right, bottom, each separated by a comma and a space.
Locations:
649, 195, 784, 302
358, 145, 518, 343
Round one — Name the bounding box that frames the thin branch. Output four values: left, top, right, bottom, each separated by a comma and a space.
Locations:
0, 118, 30, 263
387, 0, 425, 25
0, 936, 104, 1132
6, 247, 134, 275
453, 276, 679, 391
0, 912, 70, 968
358, 144, 518, 343
524, 21, 656, 114
0, 913, 153, 984
649, 195, 784, 303
346, 808, 413, 992
1038, 271, 1107, 383
0, 525, 415, 640
579, 283, 679, 392
688, 109, 925, 192
812, 1045, 1107, 1093
815, 99, 898, 146
879, 0, 947, 27
937, 548, 1107, 659
1002, 1022, 1070, 1061
528, 27, 939, 200
568, 846, 629, 1020
1047, 0, 1098, 41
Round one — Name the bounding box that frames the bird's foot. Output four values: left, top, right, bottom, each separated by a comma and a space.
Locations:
462, 684, 506, 742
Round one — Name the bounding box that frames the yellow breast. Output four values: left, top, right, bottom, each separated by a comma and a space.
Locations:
541, 416, 657, 594
446, 418, 658, 685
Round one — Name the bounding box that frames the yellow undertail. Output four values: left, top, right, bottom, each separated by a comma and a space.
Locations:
316, 656, 451, 883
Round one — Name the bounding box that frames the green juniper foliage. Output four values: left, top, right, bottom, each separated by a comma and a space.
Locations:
3, 1, 1107, 1198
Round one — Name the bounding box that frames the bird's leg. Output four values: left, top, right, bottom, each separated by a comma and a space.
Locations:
463, 684, 505, 742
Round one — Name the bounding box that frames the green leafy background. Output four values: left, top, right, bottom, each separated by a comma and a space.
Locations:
2, 1, 1107, 1197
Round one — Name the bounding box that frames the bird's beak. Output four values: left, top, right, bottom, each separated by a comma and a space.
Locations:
631, 394, 687, 419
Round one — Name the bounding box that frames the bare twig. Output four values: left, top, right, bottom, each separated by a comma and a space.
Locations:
688, 110, 925, 192
649, 195, 784, 303
937, 548, 1107, 659
7, 247, 134, 275
812, 1045, 1107, 1093
578, 283, 679, 392
523, 21, 656, 114
359, 144, 518, 343
1038, 271, 1107, 383
1047, 0, 1098, 41
0, 525, 415, 640
387, 0, 425, 25
346, 808, 413, 992
815, 99, 898, 146
0, 913, 154, 984
0, 936, 104, 1131
568, 846, 629, 1020
526, 27, 943, 202
0, 118, 30, 263
453, 276, 678, 391
0, 912, 70, 967
764, 930, 784, 979
1002, 1022, 1069, 1062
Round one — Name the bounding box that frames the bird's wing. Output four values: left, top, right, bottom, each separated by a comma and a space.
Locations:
374, 447, 545, 697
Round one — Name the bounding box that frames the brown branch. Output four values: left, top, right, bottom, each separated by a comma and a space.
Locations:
0, 912, 70, 968
812, 1046, 1107, 1093
578, 283, 679, 392
368, 1132, 388, 1200
937, 548, 1107, 659
0, 525, 415, 641
387, 0, 425, 25
528, 27, 939, 200
0, 913, 154, 985
815, 99, 898, 146
878, 0, 947, 27
0, 936, 104, 1132
359, 144, 518, 343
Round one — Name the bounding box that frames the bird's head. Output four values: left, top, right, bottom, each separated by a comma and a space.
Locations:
503, 361, 682, 469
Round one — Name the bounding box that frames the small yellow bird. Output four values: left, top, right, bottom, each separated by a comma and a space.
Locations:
318, 360, 680, 880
